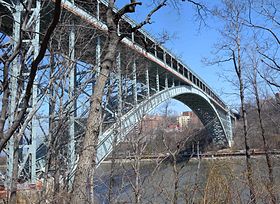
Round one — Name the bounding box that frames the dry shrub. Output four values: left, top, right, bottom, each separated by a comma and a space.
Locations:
203, 160, 236, 204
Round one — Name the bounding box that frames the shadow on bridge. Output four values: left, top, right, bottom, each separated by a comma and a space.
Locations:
165, 128, 216, 164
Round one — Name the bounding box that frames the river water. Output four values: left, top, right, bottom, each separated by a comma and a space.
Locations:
95, 156, 280, 203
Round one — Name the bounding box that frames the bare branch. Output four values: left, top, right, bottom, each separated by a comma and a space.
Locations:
231, 49, 240, 77
131, 0, 167, 33
244, 22, 280, 45
184, 0, 208, 26
260, 59, 280, 72
114, 1, 142, 23
257, 69, 280, 88
184, 0, 204, 12
203, 57, 233, 66
258, 50, 280, 71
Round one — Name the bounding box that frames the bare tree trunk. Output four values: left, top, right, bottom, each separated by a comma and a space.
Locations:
234, 48, 256, 203
70, 25, 120, 204
230, 9, 256, 201
8, 138, 19, 204
252, 64, 276, 203
133, 130, 146, 204
190, 141, 200, 204
239, 80, 256, 203
41, 49, 56, 200
207, 1, 258, 201
134, 151, 141, 204
172, 153, 179, 204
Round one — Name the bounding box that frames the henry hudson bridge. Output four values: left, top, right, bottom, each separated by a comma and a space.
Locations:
0, 0, 235, 187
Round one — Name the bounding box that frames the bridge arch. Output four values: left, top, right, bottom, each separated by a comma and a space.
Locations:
96, 85, 231, 165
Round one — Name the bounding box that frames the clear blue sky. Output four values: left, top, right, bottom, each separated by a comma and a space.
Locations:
123, 1, 238, 114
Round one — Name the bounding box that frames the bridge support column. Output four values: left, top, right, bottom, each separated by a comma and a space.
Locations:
132, 31, 135, 43
146, 67, 150, 97
116, 52, 122, 147
96, 36, 101, 76
124, 75, 128, 101
165, 74, 168, 89
96, 0, 100, 20
117, 53, 122, 115
226, 110, 233, 147
68, 24, 76, 181
133, 60, 137, 105
29, 0, 41, 184
31, 83, 38, 184
156, 68, 160, 92
93, 35, 101, 100
6, 4, 22, 189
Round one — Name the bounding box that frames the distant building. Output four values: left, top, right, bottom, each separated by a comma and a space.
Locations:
138, 112, 202, 133
178, 112, 192, 128
141, 115, 164, 132
141, 115, 181, 133
177, 111, 201, 128
166, 124, 180, 132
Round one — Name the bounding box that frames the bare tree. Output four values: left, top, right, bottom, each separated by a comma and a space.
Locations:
70, 1, 168, 203
245, 0, 280, 89
246, 48, 277, 203
209, 1, 257, 202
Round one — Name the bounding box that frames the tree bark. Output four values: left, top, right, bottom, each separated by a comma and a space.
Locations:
70, 15, 120, 202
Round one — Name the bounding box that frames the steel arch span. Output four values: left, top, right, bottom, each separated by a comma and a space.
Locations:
96, 85, 233, 166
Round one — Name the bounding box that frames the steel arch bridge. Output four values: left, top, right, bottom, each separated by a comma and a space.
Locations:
96, 85, 233, 165
0, 0, 235, 186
